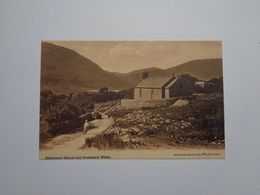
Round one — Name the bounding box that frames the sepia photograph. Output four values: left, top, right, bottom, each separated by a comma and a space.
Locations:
39, 41, 225, 159
3, 0, 260, 194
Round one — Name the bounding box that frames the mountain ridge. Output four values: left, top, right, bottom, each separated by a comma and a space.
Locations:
41, 42, 223, 93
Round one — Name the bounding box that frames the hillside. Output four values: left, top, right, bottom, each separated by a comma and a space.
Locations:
41, 42, 223, 93
166, 58, 223, 81
97, 93, 225, 149
41, 42, 130, 93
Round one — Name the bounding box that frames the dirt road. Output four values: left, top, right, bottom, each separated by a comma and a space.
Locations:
41, 113, 114, 155
85, 113, 114, 138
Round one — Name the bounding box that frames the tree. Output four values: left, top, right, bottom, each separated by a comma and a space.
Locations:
99, 87, 109, 93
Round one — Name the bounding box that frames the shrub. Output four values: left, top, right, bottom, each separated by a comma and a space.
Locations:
85, 134, 126, 149
40, 90, 95, 143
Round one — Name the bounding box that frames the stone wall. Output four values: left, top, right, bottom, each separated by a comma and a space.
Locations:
134, 88, 162, 100
121, 99, 167, 109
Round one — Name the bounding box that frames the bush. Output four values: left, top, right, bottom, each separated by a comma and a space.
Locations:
188, 96, 224, 141
85, 134, 126, 149
204, 77, 223, 93
40, 90, 95, 143
40, 101, 84, 136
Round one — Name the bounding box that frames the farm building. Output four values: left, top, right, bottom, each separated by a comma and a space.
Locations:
195, 81, 205, 88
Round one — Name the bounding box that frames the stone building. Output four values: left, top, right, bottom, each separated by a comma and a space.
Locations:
134, 76, 177, 100
121, 74, 199, 108
134, 74, 199, 100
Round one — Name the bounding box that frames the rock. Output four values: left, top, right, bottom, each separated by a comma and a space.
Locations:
152, 124, 158, 128
173, 99, 189, 107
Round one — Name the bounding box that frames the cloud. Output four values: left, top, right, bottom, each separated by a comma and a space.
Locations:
50, 41, 222, 73
109, 44, 146, 58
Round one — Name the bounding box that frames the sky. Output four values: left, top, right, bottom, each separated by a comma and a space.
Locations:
49, 41, 222, 73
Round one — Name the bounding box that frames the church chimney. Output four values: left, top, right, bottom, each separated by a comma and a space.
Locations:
142, 71, 149, 80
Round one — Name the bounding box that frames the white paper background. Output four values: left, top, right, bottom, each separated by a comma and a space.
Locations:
0, 0, 260, 194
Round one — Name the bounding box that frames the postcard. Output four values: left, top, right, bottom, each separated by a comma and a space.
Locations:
40, 41, 224, 159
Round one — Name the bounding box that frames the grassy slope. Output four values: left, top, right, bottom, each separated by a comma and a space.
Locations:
41, 42, 130, 93
166, 58, 223, 81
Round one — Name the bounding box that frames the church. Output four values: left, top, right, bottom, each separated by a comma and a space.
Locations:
134, 75, 178, 100
134, 74, 199, 100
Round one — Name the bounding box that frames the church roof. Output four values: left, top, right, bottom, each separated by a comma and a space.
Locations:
135, 77, 173, 88
165, 78, 178, 88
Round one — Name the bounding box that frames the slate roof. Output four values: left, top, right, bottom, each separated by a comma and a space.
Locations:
135, 77, 173, 88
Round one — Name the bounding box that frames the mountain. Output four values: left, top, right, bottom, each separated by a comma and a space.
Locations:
122, 58, 223, 83
166, 58, 223, 81
41, 42, 130, 93
41, 42, 223, 93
